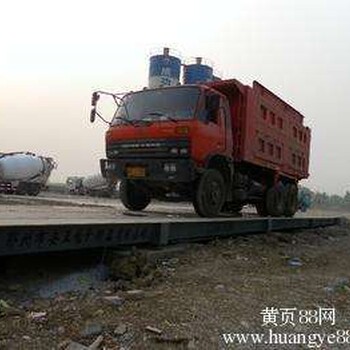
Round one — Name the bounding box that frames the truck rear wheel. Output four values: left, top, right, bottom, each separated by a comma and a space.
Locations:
27, 184, 41, 196
255, 201, 268, 216
284, 183, 298, 217
266, 183, 285, 217
27, 188, 40, 196
193, 169, 225, 217
120, 180, 151, 211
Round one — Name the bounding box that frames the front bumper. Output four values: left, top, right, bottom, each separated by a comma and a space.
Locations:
100, 158, 196, 183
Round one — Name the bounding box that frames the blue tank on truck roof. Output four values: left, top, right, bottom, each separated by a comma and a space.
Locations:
183, 57, 213, 84
148, 47, 181, 89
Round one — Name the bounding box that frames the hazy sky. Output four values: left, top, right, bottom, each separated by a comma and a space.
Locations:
2, 0, 350, 194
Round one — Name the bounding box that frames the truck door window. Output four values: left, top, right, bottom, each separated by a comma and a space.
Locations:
205, 93, 220, 124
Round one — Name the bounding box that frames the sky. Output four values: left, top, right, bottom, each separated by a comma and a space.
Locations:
1, 0, 350, 194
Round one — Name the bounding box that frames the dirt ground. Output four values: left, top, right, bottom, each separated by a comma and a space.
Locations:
0, 194, 349, 349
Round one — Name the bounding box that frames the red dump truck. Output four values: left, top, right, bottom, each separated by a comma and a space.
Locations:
91, 79, 310, 217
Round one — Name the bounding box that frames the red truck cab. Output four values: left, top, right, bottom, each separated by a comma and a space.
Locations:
92, 79, 310, 217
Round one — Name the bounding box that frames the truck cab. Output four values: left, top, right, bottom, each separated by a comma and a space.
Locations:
95, 84, 234, 216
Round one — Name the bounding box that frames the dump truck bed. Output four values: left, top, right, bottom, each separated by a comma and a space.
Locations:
209, 79, 310, 180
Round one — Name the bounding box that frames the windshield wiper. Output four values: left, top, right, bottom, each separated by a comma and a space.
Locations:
116, 116, 135, 126
143, 112, 178, 123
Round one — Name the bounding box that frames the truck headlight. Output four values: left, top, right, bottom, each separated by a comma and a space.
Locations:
170, 148, 178, 154
179, 148, 188, 155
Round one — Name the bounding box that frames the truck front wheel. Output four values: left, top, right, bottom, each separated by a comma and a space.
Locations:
119, 180, 151, 211
222, 202, 243, 215
193, 169, 225, 217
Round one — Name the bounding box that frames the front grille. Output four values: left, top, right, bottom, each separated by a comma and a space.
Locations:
106, 139, 189, 159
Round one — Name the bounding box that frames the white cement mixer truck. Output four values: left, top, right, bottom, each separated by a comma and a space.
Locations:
65, 174, 117, 197
82, 174, 115, 197
0, 152, 56, 196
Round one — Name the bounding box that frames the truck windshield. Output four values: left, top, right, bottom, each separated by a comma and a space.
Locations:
111, 87, 200, 125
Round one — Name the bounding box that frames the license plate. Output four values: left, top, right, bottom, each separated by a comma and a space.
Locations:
126, 166, 146, 178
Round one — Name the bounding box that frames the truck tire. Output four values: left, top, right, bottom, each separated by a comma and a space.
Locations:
284, 183, 298, 217
15, 189, 26, 195
266, 183, 285, 217
27, 183, 41, 196
193, 169, 225, 217
15, 183, 27, 195
27, 188, 40, 196
222, 202, 243, 214
255, 201, 268, 216
120, 180, 151, 211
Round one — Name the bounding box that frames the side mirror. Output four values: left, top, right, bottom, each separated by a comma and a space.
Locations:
91, 92, 100, 107
90, 108, 96, 123
90, 92, 100, 123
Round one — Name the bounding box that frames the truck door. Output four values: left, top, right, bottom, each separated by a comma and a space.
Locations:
193, 92, 227, 163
